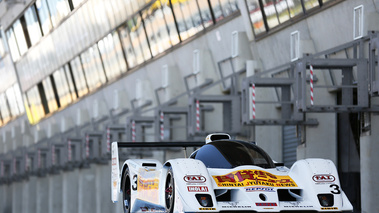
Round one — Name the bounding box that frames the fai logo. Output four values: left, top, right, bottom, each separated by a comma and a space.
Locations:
184, 175, 206, 183
312, 174, 335, 182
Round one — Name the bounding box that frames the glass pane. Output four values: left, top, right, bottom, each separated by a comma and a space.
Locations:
210, 0, 225, 21
128, 17, 147, 64
186, 0, 204, 34
303, 0, 319, 10
112, 32, 127, 73
13, 20, 28, 55
81, 45, 106, 91
288, 0, 304, 18
24, 5, 42, 46
142, 2, 172, 56
63, 64, 78, 101
5, 28, 20, 61
42, 77, 58, 113
161, 1, 180, 45
53, 68, 72, 108
229, 0, 239, 13
170, 1, 190, 40
72, 0, 84, 8
119, 25, 138, 69
219, 0, 233, 17
263, 0, 279, 29
98, 34, 122, 80
0, 32, 6, 57
47, 0, 70, 27
275, 0, 290, 24
26, 86, 45, 123
36, 0, 53, 35
0, 93, 11, 123
5, 86, 21, 117
197, 0, 213, 28
70, 56, 88, 97
13, 84, 25, 114
246, 0, 266, 35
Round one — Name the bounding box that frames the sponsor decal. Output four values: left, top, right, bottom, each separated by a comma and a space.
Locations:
137, 169, 160, 203
283, 202, 313, 208
187, 186, 208, 192
246, 187, 275, 192
199, 208, 216, 210
312, 174, 335, 182
184, 175, 206, 183
321, 207, 338, 210
221, 202, 251, 208
213, 170, 297, 187
140, 207, 165, 212
256, 203, 277, 206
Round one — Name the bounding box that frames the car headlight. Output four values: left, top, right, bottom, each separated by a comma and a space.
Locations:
195, 194, 213, 207
317, 194, 334, 207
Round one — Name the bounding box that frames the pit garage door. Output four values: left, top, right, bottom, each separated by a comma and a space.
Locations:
283, 126, 301, 167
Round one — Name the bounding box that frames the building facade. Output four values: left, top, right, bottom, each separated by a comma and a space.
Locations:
0, 0, 378, 212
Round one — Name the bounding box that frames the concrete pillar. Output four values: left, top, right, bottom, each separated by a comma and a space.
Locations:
12, 181, 22, 213
1, 184, 12, 213
36, 176, 49, 213
78, 167, 96, 213
62, 169, 79, 213
26, 177, 37, 213
96, 164, 112, 213
48, 174, 63, 213
360, 113, 379, 213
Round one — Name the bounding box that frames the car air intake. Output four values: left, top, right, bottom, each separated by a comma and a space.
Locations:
214, 189, 231, 201
277, 189, 303, 201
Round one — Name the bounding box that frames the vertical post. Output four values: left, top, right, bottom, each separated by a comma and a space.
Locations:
196, 100, 200, 131
160, 111, 164, 141
132, 120, 136, 142
85, 135, 89, 158
310, 65, 314, 106
252, 84, 256, 119
68, 140, 72, 162
106, 128, 111, 153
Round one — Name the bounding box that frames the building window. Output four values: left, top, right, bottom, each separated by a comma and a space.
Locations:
142, 2, 172, 57
36, 0, 53, 35
119, 24, 138, 69
0, 93, 11, 124
70, 56, 88, 97
5, 84, 24, 118
24, 4, 43, 46
98, 32, 126, 81
127, 17, 149, 65
160, 1, 180, 46
80, 44, 107, 92
42, 76, 59, 113
53, 67, 73, 108
13, 19, 29, 55
47, 0, 71, 27
247, 0, 333, 37
25, 86, 45, 124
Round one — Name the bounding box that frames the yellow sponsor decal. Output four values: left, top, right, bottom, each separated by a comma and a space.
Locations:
199, 208, 216, 210
321, 207, 338, 210
137, 169, 160, 203
213, 170, 297, 187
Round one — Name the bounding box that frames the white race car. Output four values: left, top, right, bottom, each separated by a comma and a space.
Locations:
111, 133, 353, 212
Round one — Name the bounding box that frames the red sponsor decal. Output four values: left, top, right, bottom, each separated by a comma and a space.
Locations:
256, 203, 277, 206
312, 174, 335, 182
184, 175, 206, 183
187, 186, 209, 192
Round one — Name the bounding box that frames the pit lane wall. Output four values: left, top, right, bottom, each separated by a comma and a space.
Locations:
1, 0, 379, 212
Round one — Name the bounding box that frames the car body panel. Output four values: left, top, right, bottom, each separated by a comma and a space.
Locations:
111, 137, 353, 212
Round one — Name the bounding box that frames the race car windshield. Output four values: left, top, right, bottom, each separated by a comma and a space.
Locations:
193, 140, 275, 169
